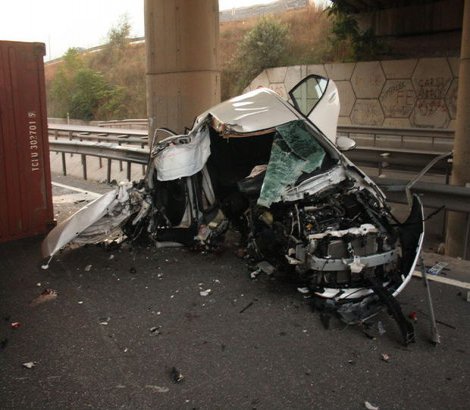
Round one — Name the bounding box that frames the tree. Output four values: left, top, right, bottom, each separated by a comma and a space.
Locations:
234, 17, 290, 92
48, 48, 126, 120
327, 2, 388, 61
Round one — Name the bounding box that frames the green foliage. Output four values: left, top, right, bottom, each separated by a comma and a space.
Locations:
327, 2, 389, 61
107, 15, 131, 50
233, 16, 290, 92
48, 47, 126, 120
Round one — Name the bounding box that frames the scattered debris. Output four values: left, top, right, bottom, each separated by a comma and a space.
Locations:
408, 311, 418, 322
78, 301, 84, 304
199, 289, 211, 297
10, 322, 21, 329
380, 353, 390, 363
257, 261, 275, 275
364, 401, 379, 410
99, 317, 111, 325
22, 362, 36, 369
170, 367, 184, 383
377, 321, 386, 336
427, 262, 448, 276
124, 347, 128, 353
84, 264, 92, 272
297, 287, 310, 294
30, 289, 58, 307
41, 264, 49, 270
36, 282, 41, 287
250, 269, 261, 279
145, 385, 169, 393
239, 301, 255, 314
150, 326, 161, 336
109, 254, 115, 260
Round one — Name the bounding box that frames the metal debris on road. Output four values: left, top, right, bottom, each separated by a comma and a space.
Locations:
99, 317, 111, 325
239, 301, 254, 314
380, 353, 390, 363
297, 287, 310, 294
170, 367, 184, 383
149, 326, 161, 336
199, 289, 212, 297
22, 362, 36, 369
364, 401, 379, 410
427, 261, 449, 275
84, 264, 92, 272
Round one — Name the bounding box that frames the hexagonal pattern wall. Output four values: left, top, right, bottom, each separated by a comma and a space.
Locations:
248, 57, 459, 130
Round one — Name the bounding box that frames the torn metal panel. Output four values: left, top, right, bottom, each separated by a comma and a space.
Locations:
42, 183, 136, 258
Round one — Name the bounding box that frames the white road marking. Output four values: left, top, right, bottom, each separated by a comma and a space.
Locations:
413, 270, 470, 290
52, 181, 101, 198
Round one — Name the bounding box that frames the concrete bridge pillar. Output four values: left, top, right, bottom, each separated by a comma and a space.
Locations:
446, 0, 470, 258
144, 0, 220, 137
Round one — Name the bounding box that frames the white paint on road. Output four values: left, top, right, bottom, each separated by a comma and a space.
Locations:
52, 181, 101, 198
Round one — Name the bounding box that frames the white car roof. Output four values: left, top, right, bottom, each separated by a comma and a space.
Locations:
197, 87, 300, 134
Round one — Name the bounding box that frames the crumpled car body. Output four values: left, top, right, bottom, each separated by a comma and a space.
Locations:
43, 75, 424, 344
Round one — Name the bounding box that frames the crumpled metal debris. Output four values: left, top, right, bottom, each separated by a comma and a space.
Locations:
364, 401, 379, 410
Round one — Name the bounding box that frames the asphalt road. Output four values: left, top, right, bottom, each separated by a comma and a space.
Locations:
1, 228, 469, 409
1, 174, 469, 409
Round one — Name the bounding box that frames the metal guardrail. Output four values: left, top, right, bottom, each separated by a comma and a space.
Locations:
72, 120, 455, 150
49, 140, 148, 182
48, 124, 148, 146
338, 125, 453, 151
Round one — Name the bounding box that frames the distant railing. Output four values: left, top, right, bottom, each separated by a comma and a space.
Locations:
338, 125, 453, 152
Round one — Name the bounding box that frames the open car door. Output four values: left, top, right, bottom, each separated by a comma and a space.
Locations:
288, 74, 340, 143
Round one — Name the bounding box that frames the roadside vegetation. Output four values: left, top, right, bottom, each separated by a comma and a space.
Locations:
46, 3, 385, 120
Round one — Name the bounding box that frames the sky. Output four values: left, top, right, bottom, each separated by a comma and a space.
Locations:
0, 0, 298, 60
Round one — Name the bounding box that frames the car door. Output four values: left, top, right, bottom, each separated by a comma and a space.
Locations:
288, 74, 340, 143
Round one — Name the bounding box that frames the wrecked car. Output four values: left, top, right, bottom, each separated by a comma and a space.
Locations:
42, 75, 424, 344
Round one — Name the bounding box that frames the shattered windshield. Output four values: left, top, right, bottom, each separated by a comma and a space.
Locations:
258, 120, 331, 207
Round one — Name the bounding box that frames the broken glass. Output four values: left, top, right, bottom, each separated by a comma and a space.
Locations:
258, 120, 326, 207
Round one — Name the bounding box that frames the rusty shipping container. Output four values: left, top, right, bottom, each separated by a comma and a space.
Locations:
0, 40, 54, 243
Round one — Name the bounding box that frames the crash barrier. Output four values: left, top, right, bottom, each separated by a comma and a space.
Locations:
96, 119, 148, 130
48, 140, 148, 182
48, 124, 148, 146
337, 125, 453, 152
79, 121, 455, 151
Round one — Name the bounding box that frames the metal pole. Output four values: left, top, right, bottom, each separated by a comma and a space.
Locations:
419, 255, 441, 345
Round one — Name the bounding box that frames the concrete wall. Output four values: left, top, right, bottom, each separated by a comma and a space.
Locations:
246, 57, 460, 129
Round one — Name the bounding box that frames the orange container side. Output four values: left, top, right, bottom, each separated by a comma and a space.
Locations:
0, 40, 55, 243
